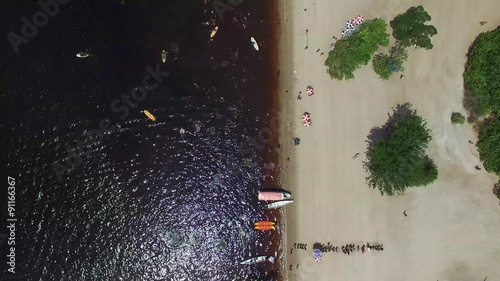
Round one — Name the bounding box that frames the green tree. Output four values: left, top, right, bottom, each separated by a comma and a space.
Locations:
373, 44, 408, 80
372, 53, 393, 79
365, 103, 438, 195
451, 112, 466, 124
463, 26, 500, 115
390, 5, 438, 49
325, 18, 390, 80
477, 116, 500, 175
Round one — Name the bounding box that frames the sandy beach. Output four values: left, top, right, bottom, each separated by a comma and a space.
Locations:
277, 0, 500, 280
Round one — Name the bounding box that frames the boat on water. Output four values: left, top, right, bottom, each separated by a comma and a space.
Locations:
161, 50, 167, 63
240, 255, 274, 265
258, 190, 291, 201
210, 26, 218, 38
250, 37, 259, 51
76, 52, 89, 58
254, 220, 275, 230
254, 220, 275, 226
265, 199, 293, 209
254, 224, 275, 231
143, 110, 156, 121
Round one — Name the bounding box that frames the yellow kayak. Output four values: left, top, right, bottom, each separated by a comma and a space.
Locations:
143, 110, 156, 121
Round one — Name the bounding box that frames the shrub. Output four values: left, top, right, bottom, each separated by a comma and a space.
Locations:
451, 112, 466, 124
365, 103, 438, 195
325, 18, 390, 80
493, 180, 500, 200
390, 5, 438, 49
477, 115, 500, 175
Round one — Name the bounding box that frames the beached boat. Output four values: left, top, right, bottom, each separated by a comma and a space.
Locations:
254, 220, 275, 226
240, 255, 274, 265
258, 190, 291, 201
161, 50, 167, 63
254, 224, 275, 231
210, 26, 218, 38
254, 220, 275, 230
250, 37, 259, 51
76, 52, 89, 58
143, 110, 156, 121
265, 199, 293, 209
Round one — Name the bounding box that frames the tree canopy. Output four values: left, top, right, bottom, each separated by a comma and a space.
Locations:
365, 103, 438, 195
463, 26, 500, 114
325, 18, 390, 80
372, 44, 408, 80
390, 5, 437, 49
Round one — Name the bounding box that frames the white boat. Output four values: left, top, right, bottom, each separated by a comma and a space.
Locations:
161, 50, 167, 63
76, 52, 89, 58
240, 255, 274, 265
210, 26, 218, 38
258, 190, 291, 201
250, 37, 259, 51
265, 199, 293, 209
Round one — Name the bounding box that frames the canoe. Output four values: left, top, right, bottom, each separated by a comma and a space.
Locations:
210, 26, 218, 38
254, 224, 275, 231
240, 255, 274, 265
265, 199, 293, 209
250, 37, 259, 51
258, 190, 291, 201
161, 50, 167, 63
76, 52, 89, 58
254, 220, 275, 226
143, 110, 156, 121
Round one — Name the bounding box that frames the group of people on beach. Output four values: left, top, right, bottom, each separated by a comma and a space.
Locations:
316, 242, 384, 255
292, 243, 307, 252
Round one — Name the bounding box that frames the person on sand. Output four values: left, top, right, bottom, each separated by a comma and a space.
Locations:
480, 21, 488, 25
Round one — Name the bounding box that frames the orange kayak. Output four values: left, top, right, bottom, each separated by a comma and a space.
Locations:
254, 224, 275, 230
254, 220, 275, 226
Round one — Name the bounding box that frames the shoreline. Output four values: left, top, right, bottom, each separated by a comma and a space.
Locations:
276, 0, 297, 280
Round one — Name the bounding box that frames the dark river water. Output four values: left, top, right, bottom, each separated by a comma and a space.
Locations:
0, 0, 284, 280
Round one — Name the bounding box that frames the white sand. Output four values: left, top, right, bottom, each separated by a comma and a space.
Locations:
278, 0, 500, 280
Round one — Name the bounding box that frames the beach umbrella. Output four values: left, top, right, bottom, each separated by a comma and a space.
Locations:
313, 249, 321, 257
294, 138, 301, 145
